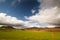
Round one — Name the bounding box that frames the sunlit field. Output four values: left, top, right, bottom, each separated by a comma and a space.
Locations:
0, 29, 60, 40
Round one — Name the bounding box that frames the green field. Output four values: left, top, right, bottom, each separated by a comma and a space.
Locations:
0, 29, 60, 40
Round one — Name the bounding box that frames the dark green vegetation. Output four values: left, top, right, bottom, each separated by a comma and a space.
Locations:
0, 29, 60, 40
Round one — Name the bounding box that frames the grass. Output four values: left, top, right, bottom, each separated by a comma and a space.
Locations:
0, 29, 60, 40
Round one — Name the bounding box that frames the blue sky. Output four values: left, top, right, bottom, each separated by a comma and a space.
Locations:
0, 0, 59, 28
0, 0, 40, 20
0, 0, 54, 27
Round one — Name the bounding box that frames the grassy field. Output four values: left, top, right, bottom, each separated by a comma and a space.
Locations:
0, 29, 60, 40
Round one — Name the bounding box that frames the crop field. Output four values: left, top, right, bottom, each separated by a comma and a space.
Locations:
0, 29, 60, 40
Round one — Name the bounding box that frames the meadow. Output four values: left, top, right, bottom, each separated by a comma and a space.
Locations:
0, 29, 60, 40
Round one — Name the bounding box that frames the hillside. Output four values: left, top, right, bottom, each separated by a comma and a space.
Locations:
0, 26, 60, 32
20, 27, 60, 32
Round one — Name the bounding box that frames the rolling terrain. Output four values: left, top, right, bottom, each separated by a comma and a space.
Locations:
0, 27, 60, 40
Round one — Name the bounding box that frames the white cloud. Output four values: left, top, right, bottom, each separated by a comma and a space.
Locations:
0, 13, 25, 26
27, 7, 59, 24
24, 20, 48, 28
26, 0, 60, 27
46, 25, 56, 28
31, 9, 36, 14
0, 13, 43, 28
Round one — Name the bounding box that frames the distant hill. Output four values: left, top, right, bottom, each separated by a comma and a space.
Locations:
0, 26, 60, 32
55, 27, 60, 28
0, 25, 14, 29
20, 27, 60, 32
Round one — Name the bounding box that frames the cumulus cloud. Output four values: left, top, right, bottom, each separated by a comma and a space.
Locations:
0, 13, 25, 26
31, 9, 36, 14
0, 13, 43, 28
26, 0, 60, 27
24, 21, 41, 28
